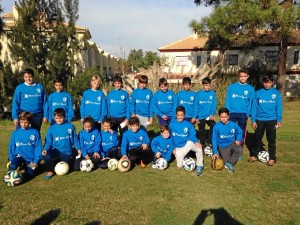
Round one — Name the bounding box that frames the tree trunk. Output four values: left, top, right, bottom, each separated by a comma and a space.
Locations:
277, 35, 287, 99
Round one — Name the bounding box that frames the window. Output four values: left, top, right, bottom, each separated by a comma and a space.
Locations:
176, 56, 189, 66
265, 51, 278, 63
196, 55, 201, 67
228, 54, 238, 65
294, 51, 299, 64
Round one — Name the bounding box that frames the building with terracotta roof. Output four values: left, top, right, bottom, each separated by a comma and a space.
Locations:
158, 32, 300, 95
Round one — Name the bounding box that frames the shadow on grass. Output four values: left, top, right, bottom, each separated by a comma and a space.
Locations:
31, 209, 60, 225
193, 207, 243, 225
85, 221, 101, 225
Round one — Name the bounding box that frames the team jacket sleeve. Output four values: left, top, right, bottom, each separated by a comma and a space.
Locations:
189, 123, 198, 143
251, 92, 258, 123
68, 94, 75, 122
151, 94, 162, 117
80, 92, 86, 119
212, 125, 218, 155
43, 128, 53, 150
151, 137, 159, 154
210, 92, 217, 116
12, 86, 21, 120
43, 98, 49, 120
72, 127, 80, 150
130, 91, 136, 115
100, 93, 107, 122
8, 132, 16, 161
94, 131, 101, 153
225, 86, 231, 110
125, 92, 130, 120
121, 133, 128, 156
235, 124, 243, 142
34, 132, 42, 164
276, 91, 283, 122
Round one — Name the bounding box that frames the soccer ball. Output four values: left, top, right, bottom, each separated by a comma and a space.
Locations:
258, 151, 270, 163
182, 157, 196, 171
156, 158, 168, 170
54, 161, 69, 175
3, 170, 23, 187
211, 157, 225, 170
118, 158, 131, 173
80, 159, 94, 172
107, 158, 118, 170
204, 146, 213, 157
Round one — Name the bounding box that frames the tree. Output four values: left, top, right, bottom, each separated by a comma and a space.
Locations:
191, 0, 300, 96
8, 0, 83, 93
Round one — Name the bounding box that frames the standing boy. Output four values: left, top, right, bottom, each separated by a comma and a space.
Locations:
176, 77, 196, 123
42, 108, 80, 180
121, 117, 151, 169
12, 68, 46, 131
130, 75, 153, 130
152, 78, 176, 126
249, 75, 282, 166
44, 77, 74, 125
169, 106, 204, 176
225, 69, 255, 144
212, 108, 243, 173
8, 112, 42, 179
193, 77, 217, 147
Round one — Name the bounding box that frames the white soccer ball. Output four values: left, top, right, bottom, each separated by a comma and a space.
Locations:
80, 159, 94, 172
54, 161, 69, 175
3, 170, 23, 187
118, 158, 131, 173
156, 158, 168, 170
204, 146, 213, 157
108, 158, 119, 170
182, 157, 196, 171
258, 151, 270, 163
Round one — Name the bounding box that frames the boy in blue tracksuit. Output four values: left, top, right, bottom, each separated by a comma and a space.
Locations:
42, 108, 81, 179
80, 75, 107, 130
121, 117, 151, 169
130, 75, 153, 130
8, 112, 42, 179
151, 124, 173, 169
225, 69, 255, 144
43, 77, 74, 125
152, 78, 176, 125
193, 78, 217, 147
107, 75, 130, 137
176, 77, 196, 124
12, 68, 47, 131
212, 107, 243, 173
74, 116, 102, 171
249, 75, 282, 166
99, 118, 120, 169
169, 106, 204, 176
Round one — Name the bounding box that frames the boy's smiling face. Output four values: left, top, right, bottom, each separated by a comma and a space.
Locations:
131, 123, 139, 132
24, 73, 34, 85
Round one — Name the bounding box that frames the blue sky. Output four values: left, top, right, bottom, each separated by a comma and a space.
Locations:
1, 0, 211, 57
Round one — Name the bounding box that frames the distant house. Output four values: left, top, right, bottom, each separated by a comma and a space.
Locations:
158, 32, 300, 95
0, 6, 118, 77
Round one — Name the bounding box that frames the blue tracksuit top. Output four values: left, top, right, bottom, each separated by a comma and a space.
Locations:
44, 91, 74, 122
193, 89, 217, 120
107, 89, 130, 119
12, 82, 46, 119
121, 128, 150, 156
212, 121, 243, 155
80, 89, 107, 122
225, 82, 255, 117
43, 122, 80, 155
9, 127, 42, 164
100, 130, 119, 156
151, 135, 173, 162
151, 89, 176, 118
169, 119, 198, 148
251, 88, 282, 122
130, 88, 153, 117
175, 90, 196, 118
78, 128, 101, 157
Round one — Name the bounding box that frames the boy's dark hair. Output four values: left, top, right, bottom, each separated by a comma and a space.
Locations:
19, 111, 33, 123
53, 77, 64, 86
113, 75, 123, 84
129, 117, 140, 126
159, 78, 168, 86
202, 77, 211, 85
103, 117, 112, 125
160, 124, 170, 133
262, 74, 274, 83
22, 68, 34, 77
139, 75, 148, 84
176, 106, 186, 115
54, 108, 66, 117
83, 116, 95, 127
218, 107, 230, 116
238, 68, 249, 76
182, 77, 191, 84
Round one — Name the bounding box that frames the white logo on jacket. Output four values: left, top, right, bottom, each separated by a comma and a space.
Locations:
30, 135, 35, 141
36, 88, 41, 93
63, 97, 67, 102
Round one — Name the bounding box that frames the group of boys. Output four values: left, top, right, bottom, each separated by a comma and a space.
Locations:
7, 67, 282, 181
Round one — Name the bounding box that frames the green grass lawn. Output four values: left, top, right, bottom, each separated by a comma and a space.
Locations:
0, 101, 299, 225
